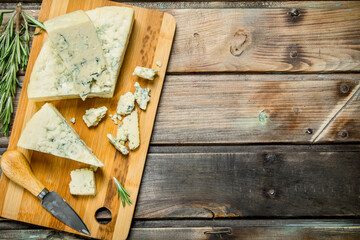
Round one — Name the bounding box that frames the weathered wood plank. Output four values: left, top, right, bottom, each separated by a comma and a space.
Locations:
167, 6, 360, 72
1, 74, 359, 146
151, 74, 360, 144
134, 151, 360, 218
1, 219, 360, 239
2, 3, 360, 72
1, 148, 359, 220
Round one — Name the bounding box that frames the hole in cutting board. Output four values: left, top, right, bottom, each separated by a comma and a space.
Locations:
95, 207, 112, 224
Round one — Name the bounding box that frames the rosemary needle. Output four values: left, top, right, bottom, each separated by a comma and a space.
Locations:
0, 3, 45, 136
113, 177, 132, 207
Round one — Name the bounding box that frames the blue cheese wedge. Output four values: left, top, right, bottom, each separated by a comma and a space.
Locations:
134, 82, 150, 110
116, 110, 140, 150
83, 106, 107, 127
116, 92, 135, 115
17, 103, 104, 167
133, 66, 158, 80
87, 6, 134, 90
44, 10, 110, 100
28, 7, 134, 101
107, 133, 129, 155
69, 168, 96, 196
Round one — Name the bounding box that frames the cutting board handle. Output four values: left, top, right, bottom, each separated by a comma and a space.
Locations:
1, 150, 45, 197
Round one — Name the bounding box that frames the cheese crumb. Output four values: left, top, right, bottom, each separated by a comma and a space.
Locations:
70, 118, 76, 124
117, 110, 140, 150
69, 168, 96, 196
134, 82, 150, 110
156, 61, 162, 67
107, 133, 129, 155
133, 66, 158, 80
109, 114, 118, 124
116, 92, 135, 115
83, 106, 108, 127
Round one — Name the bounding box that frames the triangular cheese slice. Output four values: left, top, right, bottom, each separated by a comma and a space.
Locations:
17, 103, 104, 167
28, 6, 134, 101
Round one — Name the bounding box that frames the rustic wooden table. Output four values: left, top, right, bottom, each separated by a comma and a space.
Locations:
1, 1, 360, 239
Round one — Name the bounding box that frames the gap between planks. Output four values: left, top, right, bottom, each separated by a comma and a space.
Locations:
1, 219, 360, 240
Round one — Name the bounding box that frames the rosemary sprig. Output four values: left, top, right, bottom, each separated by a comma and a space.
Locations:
113, 177, 132, 207
0, 3, 45, 136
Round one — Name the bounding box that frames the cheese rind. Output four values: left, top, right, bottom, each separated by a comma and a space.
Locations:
44, 10, 110, 100
29, 7, 135, 101
82, 106, 107, 127
134, 82, 150, 110
107, 133, 129, 155
117, 110, 140, 150
116, 92, 135, 115
133, 66, 158, 80
17, 103, 104, 167
69, 168, 96, 196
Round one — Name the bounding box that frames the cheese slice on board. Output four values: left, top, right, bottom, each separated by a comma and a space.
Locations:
17, 103, 104, 167
44, 10, 110, 100
28, 7, 134, 101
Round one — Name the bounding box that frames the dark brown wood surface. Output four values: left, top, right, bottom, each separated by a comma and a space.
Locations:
1, 1, 360, 239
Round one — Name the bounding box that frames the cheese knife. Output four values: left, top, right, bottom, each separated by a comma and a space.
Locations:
0, 150, 90, 235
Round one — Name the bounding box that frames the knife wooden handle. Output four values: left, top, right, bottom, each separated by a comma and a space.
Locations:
1, 150, 45, 197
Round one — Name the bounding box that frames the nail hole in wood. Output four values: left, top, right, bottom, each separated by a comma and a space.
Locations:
306, 128, 313, 135
338, 131, 348, 138
339, 84, 350, 94
268, 189, 275, 195
290, 51, 298, 58
193, 33, 199, 37
95, 207, 112, 225
288, 9, 300, 17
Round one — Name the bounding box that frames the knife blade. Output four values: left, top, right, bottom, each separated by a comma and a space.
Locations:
0, 150, 90, 235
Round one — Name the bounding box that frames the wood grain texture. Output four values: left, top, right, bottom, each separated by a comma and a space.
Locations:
1, 74, 360, 145
0, 0, 176, 239
315, 87, 360, 142
166, 4, 360, 72
2, 2, 360, 72
151, 74, 360, 144
134, 151, 360, 218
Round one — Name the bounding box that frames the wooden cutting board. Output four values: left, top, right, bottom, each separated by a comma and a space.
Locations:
0, 0, 176, 239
